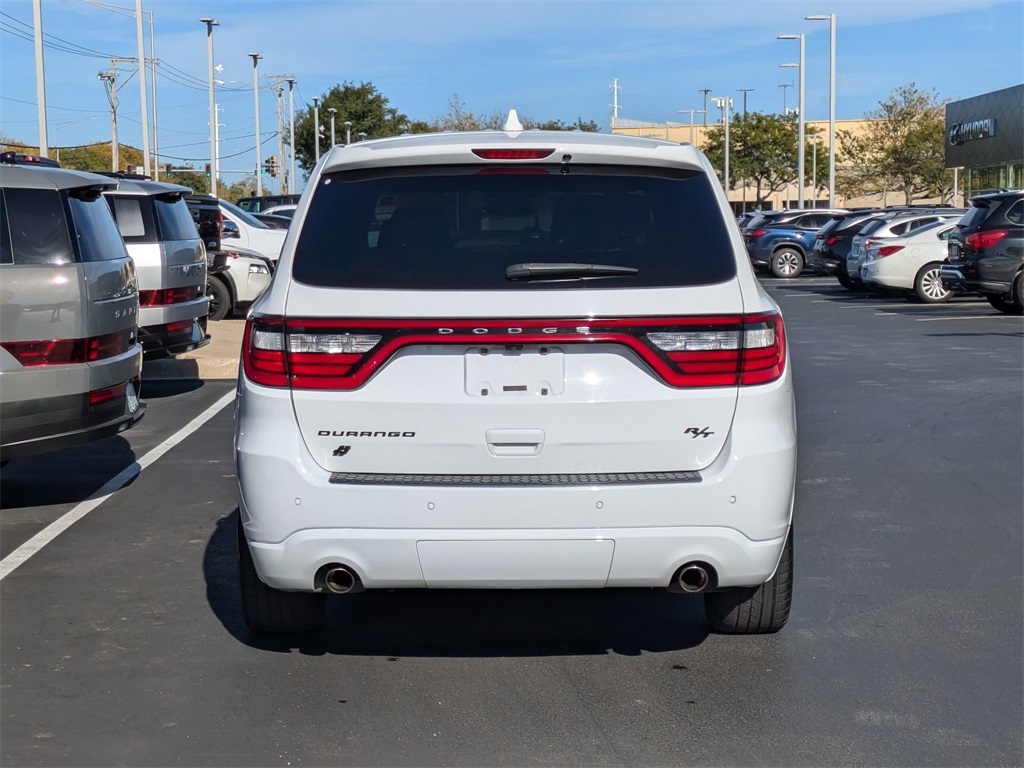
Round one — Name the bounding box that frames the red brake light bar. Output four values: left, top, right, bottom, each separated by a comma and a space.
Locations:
242, 315, 786, 391
471, 148, 556, 160
139, 286, 200, 307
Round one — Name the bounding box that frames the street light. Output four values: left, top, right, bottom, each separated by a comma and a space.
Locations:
737, 88, 755, 115
248, 52, 262, 196
712, 97, 732, 193
809, 135, 822, 208
328, 107, 337, 147
199, 17, 218, 195
806, 13, 836, 207
343, 120, 352, 145
677, 109, 706, 146
778, 33, 805, 208
312, 97, 320, 162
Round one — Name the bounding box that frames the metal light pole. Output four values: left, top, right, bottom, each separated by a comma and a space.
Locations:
134, 0, 150, 176
200, 18, 218, 195
807, 13, 836, 207
779, 82, 792, 114
778, 33, 805, 208
809, 135, 821, 208
249, 52, 262, 196
32, 0, 49, 155
738, 88, 755, 115
285, 76, 295, 191
678, 109, 706, 145
344, 120, 352, 146
713, 97, 731, 193
328, 107, 337, 147
313, 97, 320, 163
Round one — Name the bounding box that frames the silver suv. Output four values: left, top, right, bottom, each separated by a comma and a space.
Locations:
235, 117, 797, 635
104, 177, 209, 356
0, 160, 145, 461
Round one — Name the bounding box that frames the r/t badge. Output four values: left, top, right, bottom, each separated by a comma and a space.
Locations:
684, 427, 715, 439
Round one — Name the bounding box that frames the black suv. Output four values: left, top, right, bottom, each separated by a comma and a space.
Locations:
942, 189, 1024, 314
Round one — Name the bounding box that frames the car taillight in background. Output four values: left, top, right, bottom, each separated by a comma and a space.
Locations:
876, 245, 904, 258
242, 315, 786, 391
964, 230, 1008, 249
2, 329, 135, 366
139, 286, 201, 306
826, 234, 846, 245
749, 229, 769, 239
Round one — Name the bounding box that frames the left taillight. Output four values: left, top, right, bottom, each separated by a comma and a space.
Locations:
965, 230, 1008, 250
2, 329, 134, 366
139, 286, 200, 306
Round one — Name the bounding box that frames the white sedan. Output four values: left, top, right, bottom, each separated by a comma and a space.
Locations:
860, 220, 960, 303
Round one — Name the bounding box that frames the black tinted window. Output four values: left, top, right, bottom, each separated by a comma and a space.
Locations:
1002, 199, 1023, 226
155, 196, 200, 241
68, 194, 129, 262
958, 205, 990, 229
4, 187, 74, 265
108, 194, 156, 242
293, 166, 736, 290
0, 190, 11, 265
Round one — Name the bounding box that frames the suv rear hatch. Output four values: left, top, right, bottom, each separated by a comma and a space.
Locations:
250, 163, 784, 477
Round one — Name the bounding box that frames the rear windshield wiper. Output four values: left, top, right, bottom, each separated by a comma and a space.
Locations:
505, 262, 639, 281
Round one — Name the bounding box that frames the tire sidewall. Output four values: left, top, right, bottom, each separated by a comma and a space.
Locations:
772, 248, 803, 279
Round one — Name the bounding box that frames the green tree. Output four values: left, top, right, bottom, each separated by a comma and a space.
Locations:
292, 81, 411, 173
430, 96, 600, 133
702, 112, 822, 207
218, 175, 260, 204
164, 169, 209, 195
837, 83, 950, 205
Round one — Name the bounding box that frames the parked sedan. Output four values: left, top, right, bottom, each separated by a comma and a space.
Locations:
860, 220, 959, 303
847, 210, 965, 289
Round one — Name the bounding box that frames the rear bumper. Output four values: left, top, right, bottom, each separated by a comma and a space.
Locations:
807, 252, 842, 276
940, 265, 1012, 296
140, 316, 209, 357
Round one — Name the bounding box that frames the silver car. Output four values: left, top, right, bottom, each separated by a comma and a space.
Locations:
104, 178, 209, 357
847, 209, 965, 287
0, 160, 145, 461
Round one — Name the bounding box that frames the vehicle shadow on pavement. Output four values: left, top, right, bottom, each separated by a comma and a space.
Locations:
0, 435, 136, 509
203, 511, 711, 657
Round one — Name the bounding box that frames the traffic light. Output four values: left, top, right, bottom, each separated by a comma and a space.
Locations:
165, 163, 172, 178
205, 163, 211, 178
269, 155, 277, 178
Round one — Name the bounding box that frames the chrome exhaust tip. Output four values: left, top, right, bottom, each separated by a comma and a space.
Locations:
324, 566, 358, 594
677, 563, 711, 594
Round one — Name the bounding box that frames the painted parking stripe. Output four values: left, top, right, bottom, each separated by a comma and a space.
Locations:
915, 315, 1021, 321
0, 390, 236, 582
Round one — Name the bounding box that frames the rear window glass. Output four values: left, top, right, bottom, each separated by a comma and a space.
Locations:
108, 195, 155, 241
3, 187, 74, 265
959, 204, 990, 229
292, 165, 736, 290
1002, 199, 1023, 226
0, 190, 11, 265
155, 196, 200, 241
68, 194, 129, 262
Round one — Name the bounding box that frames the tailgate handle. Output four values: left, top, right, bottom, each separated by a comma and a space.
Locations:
485, 429, 545, 457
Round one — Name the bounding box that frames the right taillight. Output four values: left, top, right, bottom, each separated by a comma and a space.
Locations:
876, 245, 904, 257
244, 314, 786, 391
826, 234, 846, 245
749, 229, 769, 239
965, 230, 1008, 249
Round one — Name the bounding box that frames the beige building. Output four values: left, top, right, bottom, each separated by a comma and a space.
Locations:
611, 117, 947, 211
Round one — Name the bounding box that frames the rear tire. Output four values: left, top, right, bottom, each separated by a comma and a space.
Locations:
837, 275, 857, 291
207, 276, 231, 322
914, 263, 951, 303
987, 293, 1024, 315
238, 517, 325, 633
704, 529, 793, 634
771, 248, 803, 279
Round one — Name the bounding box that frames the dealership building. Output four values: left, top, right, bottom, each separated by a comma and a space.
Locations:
945, 84, 1023, 198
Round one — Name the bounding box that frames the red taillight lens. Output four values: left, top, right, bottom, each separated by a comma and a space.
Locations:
826, 234, 846, 245
139, 286, 200, 306
2, 330, 133, 366
471, 148, 556, 160
876, 245, 904, 257
750, 229, 768, 238
243, 314, 786, 391
964, 230, 1008, 249
89, 382, 128, 406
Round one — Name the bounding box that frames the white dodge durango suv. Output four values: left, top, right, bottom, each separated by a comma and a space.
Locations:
235, 115, 797, 635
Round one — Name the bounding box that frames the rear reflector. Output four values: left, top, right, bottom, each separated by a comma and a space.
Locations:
964, 230, 1008, 249
471, 148, 556, 160
89, 381, 128, 406
243, 314, 786, 391
2, 329, 134, 366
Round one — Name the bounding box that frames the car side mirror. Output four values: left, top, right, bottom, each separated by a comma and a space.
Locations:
222, 221, 240, 239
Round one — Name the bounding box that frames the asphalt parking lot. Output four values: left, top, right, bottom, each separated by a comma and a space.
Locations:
1, 277, 1021, 767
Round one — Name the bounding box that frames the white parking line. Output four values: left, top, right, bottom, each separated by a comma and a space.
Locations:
915, 315, 1020, 321
0, 390, 236, 582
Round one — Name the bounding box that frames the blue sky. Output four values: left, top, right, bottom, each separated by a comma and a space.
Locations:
2, 0, 1022, 191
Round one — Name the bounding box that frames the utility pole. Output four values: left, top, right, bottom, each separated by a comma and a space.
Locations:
609, 78, 621, 130
200, 18, 218, 195
738, 88, 755, 116
98, 62, 118, 171
215, 104, 223, 186
276, 84, 285, 194
148, 10, 158, 178
134, 0, 150, 176
328, 107, 337, 147
313, 96, 320, 163
248, 52, 262, 196
32, 0, 49, 156
699, 88, 712, 125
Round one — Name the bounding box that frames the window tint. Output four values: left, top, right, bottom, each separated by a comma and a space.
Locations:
4, 187, 74, 265
68, 194, 129, 262
221, 200, 268, 229
293, 165, 736, 290
959, 204, 991, 229
155, 196, 200, 241
0, 190, 12, 265
108, 195, 155, 241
